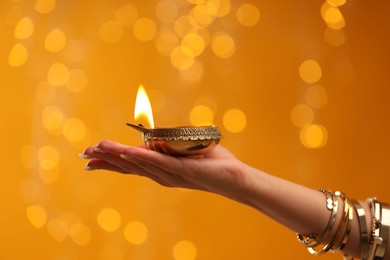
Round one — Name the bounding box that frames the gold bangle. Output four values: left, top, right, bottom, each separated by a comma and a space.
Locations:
306, 191, 345, 255
331, 196, 353, 252
297, 189, 338, 248
351, 199, 369, 260
367, 197, 388, 260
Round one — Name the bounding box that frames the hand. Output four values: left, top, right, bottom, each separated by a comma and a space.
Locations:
81, 140, 254, 202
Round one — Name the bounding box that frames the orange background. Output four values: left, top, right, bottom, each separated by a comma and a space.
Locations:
1, 0, 390, 259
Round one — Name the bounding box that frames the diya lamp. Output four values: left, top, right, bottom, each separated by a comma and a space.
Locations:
127, 85, 222, 156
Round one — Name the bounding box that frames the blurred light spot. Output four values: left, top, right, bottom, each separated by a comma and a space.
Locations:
148, 89, 166, 113
187, 0, 205, 4
60, 212, 82, 230
133, 18, 157, 42
14, 16, 34, 39
327, 0, 346, 7
20, 145, 38, 169
182, 33, 205, 57
42, 105, 64, 132
236, 3, 260, 27
174, 16, 197, 38
173, 240, 197, 260
123, 221, 148, 245
180, 59, 204, 83
189, 105, 214, 126
45, 28, 66, 52
8, 43, 28, 67
170, 46, 195, 70
115, 4, 138, 27
321, 3, 345, 30
300, 124, 328, 149
62, 118, 87, 143
78, 179, 103, 204
35, 0, 56, 14
62, 40, 87, 63
65, 69, 88, 93
97, 208, 121, 232
211, 32, 235, 58
69, 222, 92, 246
47, 219, 68, 242
99, 20, 123, 44
155, 32, 180, 57
26, 204, 47, 229
290, 104, 314, 127
38, 145, 60, 170
156, 0, 178, 22
211, 0, 231, 17
305, 85, 328, 109
324, 27, 345, 46
39, 166, 59, 183
35, 81, 56, 104
99, 246, 124, 260
4, 5, 24, 26
47, 62, 70, 86
299, 59, 322, 84
223, 108, 246, 133
191, 4, 216, 26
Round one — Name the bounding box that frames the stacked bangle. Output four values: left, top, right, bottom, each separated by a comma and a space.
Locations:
297, 190, 353, 255
296, 190, 390, 259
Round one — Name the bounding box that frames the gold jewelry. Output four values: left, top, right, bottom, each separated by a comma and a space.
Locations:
351, 200, 369, 260
297, 189, 338, 249
367, 198, 390, 260
331, 195, 353, 252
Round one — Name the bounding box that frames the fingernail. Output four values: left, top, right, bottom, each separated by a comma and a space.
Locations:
84, 166, 95, 171
94, 147, 107, 153
120, 154, 132, 160
79, 153, 93, 159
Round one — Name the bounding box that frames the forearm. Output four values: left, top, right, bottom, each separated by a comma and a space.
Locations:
233, 165, 390, 259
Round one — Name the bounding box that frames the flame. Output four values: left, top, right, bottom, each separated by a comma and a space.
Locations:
134, 84, 154, 128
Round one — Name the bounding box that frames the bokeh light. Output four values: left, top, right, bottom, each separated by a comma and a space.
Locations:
45, 28, 67, 52
189, 104, 214, 126
97, 208, 122, 232
115, 4, 138, 26
69, 222, 92, 246
223, 108, 247, 133
290, 104, 314, 128
38, 145, 60, 170
299, 59, 322, 84
62, 117, 87, 143
300, 124, 328, 149
47, 62, 70, 86
8, 43, 28, 67
236, 3, 260, 27
155, 0, 178, 23
173, 240, 197, 260
305, 85, 328, 109
99, 20, 123, 44
14, 16, 34, 39
133, 18, 157, 42
47, 219, 69, 242
123, 221, 148, 245
35, 0, 56, 14
65, 69, 88, 93
211, 32, 235, 58
26, 205, 47, 229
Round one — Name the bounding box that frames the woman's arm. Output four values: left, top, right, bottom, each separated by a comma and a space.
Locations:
81, 140, 389, 259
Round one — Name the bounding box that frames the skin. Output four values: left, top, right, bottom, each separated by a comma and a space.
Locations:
81, 140, 389, 259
